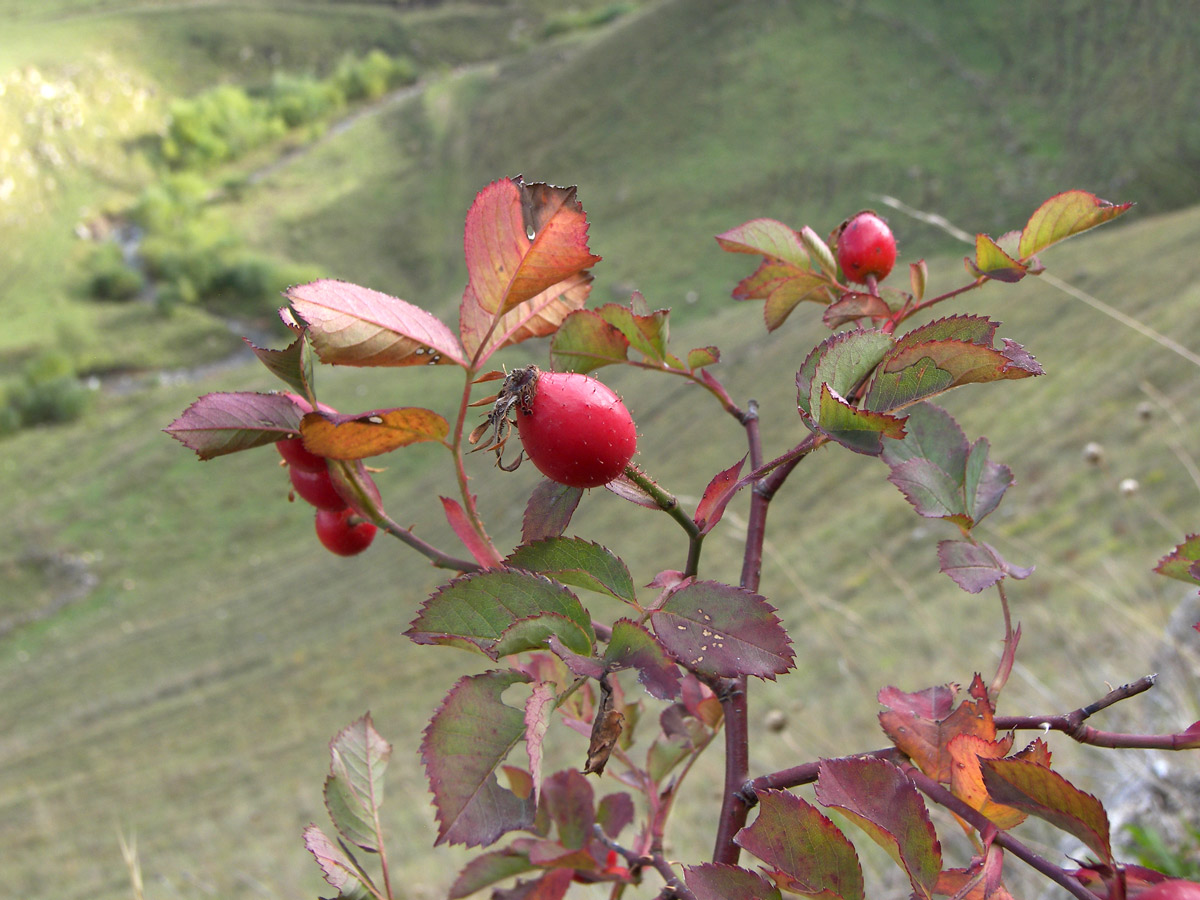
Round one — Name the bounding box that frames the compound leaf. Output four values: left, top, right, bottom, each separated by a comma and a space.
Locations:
650, 580, 793, 679
423, 670, 536, 847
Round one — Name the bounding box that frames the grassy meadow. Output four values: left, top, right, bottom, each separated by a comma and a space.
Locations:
2, 2, 1200, 898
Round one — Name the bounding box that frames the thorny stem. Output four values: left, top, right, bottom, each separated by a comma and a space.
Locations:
621, 464, 705, 577
901, 762, 1098, 900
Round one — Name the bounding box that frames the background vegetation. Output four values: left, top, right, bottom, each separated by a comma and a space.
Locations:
2, 1, 1198, 898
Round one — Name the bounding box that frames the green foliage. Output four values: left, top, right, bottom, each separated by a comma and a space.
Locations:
82, 242, 144, 302
541, 3, 638, 38
268, 72, 346, 129
162, 83, 288, 169
333, 49, 416, 103
1125, 823, 1200, 881
1, 351, 90, 434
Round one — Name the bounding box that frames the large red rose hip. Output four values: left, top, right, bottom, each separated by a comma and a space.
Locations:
837, 211, 897, 284
515, 371, 637, 488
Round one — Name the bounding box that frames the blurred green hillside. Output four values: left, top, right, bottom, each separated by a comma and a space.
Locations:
1, 2, 1199, 899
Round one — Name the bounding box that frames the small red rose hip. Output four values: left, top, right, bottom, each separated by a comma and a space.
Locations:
1132, 881, 1200, 900
515, 371, 637, 488
289, 464, 346, 510
837, 211, 897, 284
314, 507, 377, 556
276, 436, 326, 472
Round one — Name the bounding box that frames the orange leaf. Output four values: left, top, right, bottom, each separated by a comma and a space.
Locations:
301, 408, 449, 459
948, 733, 1028, 829
879, 682, 996, 782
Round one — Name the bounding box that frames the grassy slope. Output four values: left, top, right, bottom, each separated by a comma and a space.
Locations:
1, 1, 1200, 898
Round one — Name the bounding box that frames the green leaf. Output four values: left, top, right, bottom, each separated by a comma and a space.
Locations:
650, 580, 793, 679
448, 847, 535, 899
735, 790, 864, 900
505, 538, 636, 603
604, 618, 682, 700
593, 299, 670, 364
717, 218, 811, 269
521, 481, 583, 543
248, 330, 314, 397
1155, 534, 1200, 585
1018, 190, 1133, 260
812, 382, 907, 455
323, 715, 392, 852
493, 612, 594, 657
423, 670, 535, 847
764, 270, 836, 331
407, 570, 595, 658
823, 291, 893, 329
968, 233, 1027, 283
685, 864, 783, 900
686, 346, 720, 369
797, 331, 895, 418
891, 315, 998, 353
981, 757, 1112, 863
549, 309, 630, 373
815, 757, 942, 900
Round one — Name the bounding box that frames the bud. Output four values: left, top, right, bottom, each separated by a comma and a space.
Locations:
800, 225, 838, 276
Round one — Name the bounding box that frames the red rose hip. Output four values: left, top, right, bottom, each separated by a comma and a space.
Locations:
289, 464, 346, 510
515, 371, 637, 488
314, 507, 377, 556
837, 211, 897, 284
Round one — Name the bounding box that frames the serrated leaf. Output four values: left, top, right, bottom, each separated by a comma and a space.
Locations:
815, 757, 942, 900
596, 792, 634, 839
548, 309, 630, 372
505, 538, 636, 603
812, 382, 907, 455
891, 316, 999, 353
493, 612, 594, 658
878, 682, 996, 783
694, 455, 747, 534
880, 403, 967, 471
423, 670, 536, 847
685, 863, 784, 900
287, 279, 466, 367
650, 580, 793, 679
1018, 191, 1133, 260
448, 847, 536, 899
323, 715, 392, 852
604, 618, 683, 700
732, 260, 795, 300
824, 291, 893, 328
716, 218, 811, 268
303, 824, 371, 900
593, 299, 670, 364
164, 391, 302, 459
407, 570, 594, 657
248, 330, 313, 396
521, 481, 583, 543
299, 407, 449, 459
938, 540, 1033, 593
441, 496, 504, 569
687, 346, 720, 369
459, 178, 600, 363
970, 233, 1027, 283
541, 769, 595, 850
524, 682, 554, 807
735, 790, 864, 900
885, 425, 1012, 529
866, 338, 1042, 414
798, 331, 895, 417
1155, 534, 1200, 585
764, 271, 835, 331
980, 757, 1112, 862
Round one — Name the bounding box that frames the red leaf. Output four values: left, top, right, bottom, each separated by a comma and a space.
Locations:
685, 863, 784, 900
735, 790, 864, 900
524, 683, 555, 805
693, 455, 747, 534
164, 391, 301, 459
441, 496, 503, 568
878, 682, 996, 783
521, 481, 583, 543
287, 279, 466, 367
448, 847, 536, 900
815, 757, 942, 900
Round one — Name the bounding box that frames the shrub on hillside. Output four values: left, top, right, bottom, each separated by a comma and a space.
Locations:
2, 352, 90, 432
83, 242, 144, 302
268, 74, 347, 129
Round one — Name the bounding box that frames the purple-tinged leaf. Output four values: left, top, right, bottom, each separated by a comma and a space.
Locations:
549, 309, 630, 373
694, 455, 747, 534
809, 382, 907, 455
717, 219, 811, 268
1155, 534, 1200, 585
164, 391, 301, 459
604, 618, 683, 700
880, 403, 967, 471
938, 540, 1033, 594
423, 670, 536, 847
968, 233, 1027, 283
505, 538, 636, 603
878, 680, 997, 784
407, 570, 594, 658
735, 789, 864, 900
521, 481, 582, 543
323, 714, 392, 852
546, 635, 606, 679
685, 863, 783, 900
441, 496, 504, 568
448, 847, 536, 899
248, 331, 313, 397
287, 279, 467, 367
596, 792, 634, 839
824, 291, 893, 328
963, 438, 1013, 524
815, 757, 942, 900
650, 580, 793, 679
299, 407, 449, 459
1018, 191, 1133, 260
495, 868, 575, 900
524, 682, 554, 804
981, 757, 1112, 863
542, 769, 595, 850
303, 824, 371, 899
